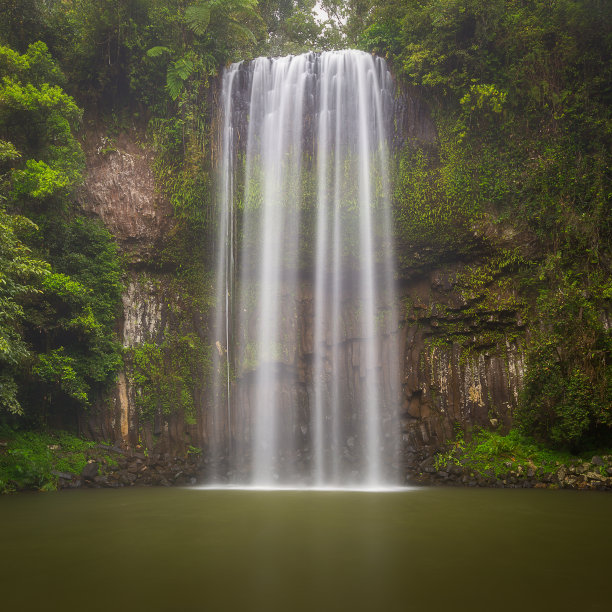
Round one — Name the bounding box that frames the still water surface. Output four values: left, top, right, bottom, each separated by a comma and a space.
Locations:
1, 486, 610, 611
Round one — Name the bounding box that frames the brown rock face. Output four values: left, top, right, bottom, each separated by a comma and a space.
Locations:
78, 128, 180, 449
79, 131, 173, 263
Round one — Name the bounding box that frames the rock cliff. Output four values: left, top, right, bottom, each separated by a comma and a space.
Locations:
78, 129, 188, 451
78, 94, 530, 476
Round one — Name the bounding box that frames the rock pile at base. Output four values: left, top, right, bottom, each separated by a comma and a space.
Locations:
56, 445, 202, 490
409, 455, 612, 490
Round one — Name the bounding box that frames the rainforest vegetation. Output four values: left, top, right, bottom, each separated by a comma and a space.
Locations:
0, 1, 610, 490
361, 0, 611, 451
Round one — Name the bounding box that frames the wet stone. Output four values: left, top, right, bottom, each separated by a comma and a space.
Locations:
81, 462, 99, 480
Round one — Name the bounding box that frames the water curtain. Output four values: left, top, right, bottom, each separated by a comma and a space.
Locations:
212, 50, 400, 488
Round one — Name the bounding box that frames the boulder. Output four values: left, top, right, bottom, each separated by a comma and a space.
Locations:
586, 471, 604, 482
81, 462, 99, 480
51, 470, 74, 480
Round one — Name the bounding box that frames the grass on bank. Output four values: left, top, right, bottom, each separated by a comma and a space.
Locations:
434, 427, 609, 479
0, 426, 98, 493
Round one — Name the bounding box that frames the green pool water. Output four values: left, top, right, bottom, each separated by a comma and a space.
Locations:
1, 486, 610, 611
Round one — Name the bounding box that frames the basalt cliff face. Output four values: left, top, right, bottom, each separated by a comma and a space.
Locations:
78, 128, 203, 454
397, 271, 525, 466
78, 88, 528, 475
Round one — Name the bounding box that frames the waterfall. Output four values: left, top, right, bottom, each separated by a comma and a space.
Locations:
211, 50, 400, 488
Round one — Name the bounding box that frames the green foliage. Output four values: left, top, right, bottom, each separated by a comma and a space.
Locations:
518, 268, 612, 450
47, 218, 123, 328
12, 0, 264, 111
148, 95, 214, 256
372, 0, 611, 454
435, 427, 579, 479
166, 56, 197, 101
0, 426, 95, 493
0, 1, 57, 53
146, 46, 172, 58
0, 208, 49, 414
11, 159, 71, 200
131, 332, 210, 425
0, 41, 123, 421
0, 42, 84, 212
33, 348, 89, 404
41, 272, 87, 302
393, 140, 481, 269
0, 139, 21, 165
19, 217, 124, 414
279, 6, 325, 53
259, 0, 344, 55
185, 4, 212, 36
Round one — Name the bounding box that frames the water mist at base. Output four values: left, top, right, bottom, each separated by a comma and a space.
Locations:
210, 50, 400, 489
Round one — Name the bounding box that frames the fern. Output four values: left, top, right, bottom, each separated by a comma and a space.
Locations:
166, 58, 195, 100
146, 46, 171, 58
228, 19, 256, 43
185, 4, 211, 36
183, 0, 259, 46
209, 0, 257, 12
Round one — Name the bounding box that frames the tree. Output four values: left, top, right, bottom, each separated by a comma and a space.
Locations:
0, 208, 49, 414
0, 42, 123, 422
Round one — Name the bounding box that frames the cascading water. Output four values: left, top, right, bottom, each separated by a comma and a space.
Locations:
211, 50, 400, 489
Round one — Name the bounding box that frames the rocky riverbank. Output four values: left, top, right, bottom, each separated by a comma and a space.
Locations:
54, 444, 202, 490
409, 454, 612, 491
